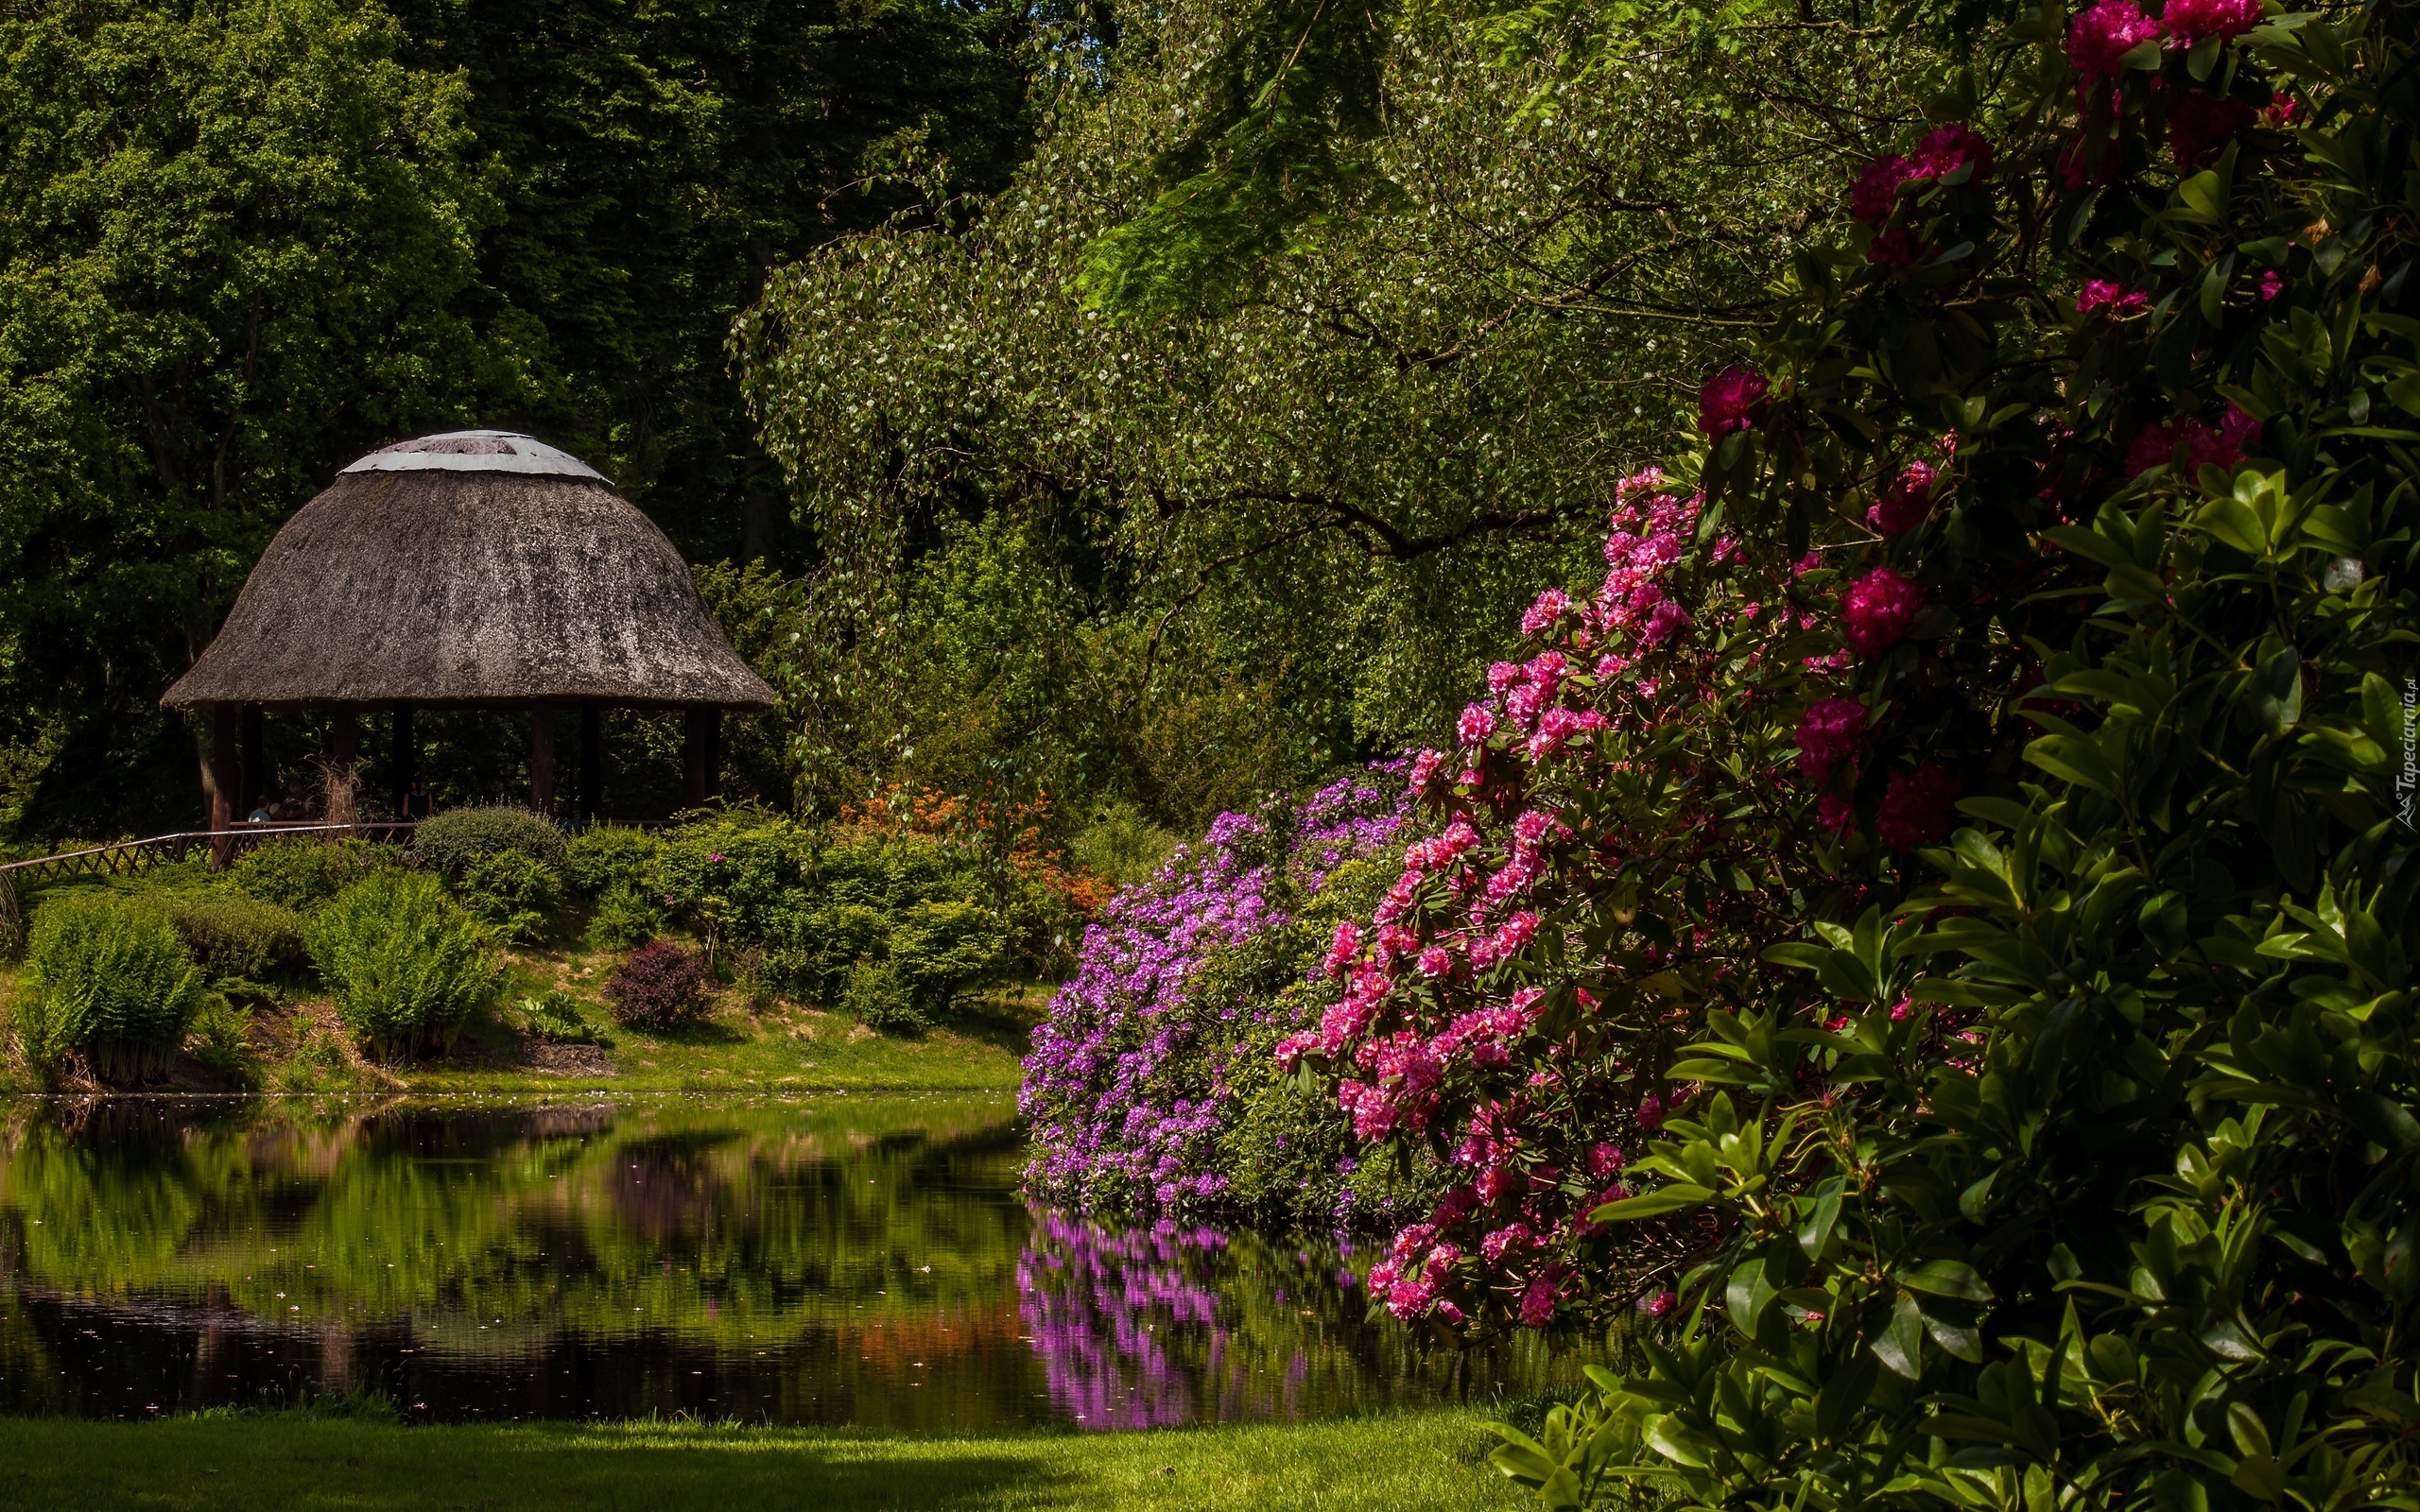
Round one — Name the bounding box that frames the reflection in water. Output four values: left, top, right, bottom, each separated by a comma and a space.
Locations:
0, 1097, 1591, 1428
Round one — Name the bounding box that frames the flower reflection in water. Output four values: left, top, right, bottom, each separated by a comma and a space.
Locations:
1015, 1208, 1580, 1430
1019, 1210, 1229, 1428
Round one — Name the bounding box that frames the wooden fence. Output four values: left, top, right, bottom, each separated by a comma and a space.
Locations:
0, 822, 421, 886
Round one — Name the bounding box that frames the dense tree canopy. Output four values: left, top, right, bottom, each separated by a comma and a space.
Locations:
735, 0, 1947, 824
386, 0, 1043, 564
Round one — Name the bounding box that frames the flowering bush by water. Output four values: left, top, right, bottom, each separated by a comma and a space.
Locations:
1020, 773, 1432, 1223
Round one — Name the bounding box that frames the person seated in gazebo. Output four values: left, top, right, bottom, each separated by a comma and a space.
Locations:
248, 795, 276, 824
405, 780, 435, 820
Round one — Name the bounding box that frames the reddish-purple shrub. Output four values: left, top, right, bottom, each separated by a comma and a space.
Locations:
603, 940, 712, 1029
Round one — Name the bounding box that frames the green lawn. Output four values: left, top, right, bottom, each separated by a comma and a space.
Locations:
398, 988, 1036, 1095
0, 1412, 1521, 1512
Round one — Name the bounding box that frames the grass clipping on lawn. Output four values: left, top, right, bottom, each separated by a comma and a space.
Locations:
0, 1411, 1518, 1512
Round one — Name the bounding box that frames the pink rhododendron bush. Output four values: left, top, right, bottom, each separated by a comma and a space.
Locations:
1282, 5, 2420, 1509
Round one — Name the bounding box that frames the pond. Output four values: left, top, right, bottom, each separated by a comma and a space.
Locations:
0, 1095, 1590, 1429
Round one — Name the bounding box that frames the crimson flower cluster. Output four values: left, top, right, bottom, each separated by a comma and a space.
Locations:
1281, 471, 1838, 1328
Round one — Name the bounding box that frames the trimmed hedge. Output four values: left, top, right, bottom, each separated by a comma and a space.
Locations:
411, 806, 566, 878
164, 894, 308, 982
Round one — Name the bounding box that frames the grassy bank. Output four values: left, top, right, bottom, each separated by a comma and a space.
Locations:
0, 952, 1038, 1096
0, 1411, 1517, 1511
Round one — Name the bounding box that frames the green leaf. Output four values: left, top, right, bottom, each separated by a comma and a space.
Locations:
1592, 1186, 1715, 1222
1900, 1259, 1994, 1302
1873, 1293, 1926, 1379
2025, 733, 2120, 795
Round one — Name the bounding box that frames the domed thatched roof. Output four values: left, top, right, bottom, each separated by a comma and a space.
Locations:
163, 432, 777, 711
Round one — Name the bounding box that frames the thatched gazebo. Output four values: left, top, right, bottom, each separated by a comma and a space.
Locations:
163, 431, 776, 838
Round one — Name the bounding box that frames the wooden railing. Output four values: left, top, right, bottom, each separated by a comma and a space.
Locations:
0, 822, 421, 885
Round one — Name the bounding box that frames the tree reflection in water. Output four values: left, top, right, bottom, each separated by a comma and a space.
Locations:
0, 1097, 1591, 1426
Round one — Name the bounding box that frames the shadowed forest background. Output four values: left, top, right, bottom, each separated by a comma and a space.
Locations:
0, 0, 1922, 844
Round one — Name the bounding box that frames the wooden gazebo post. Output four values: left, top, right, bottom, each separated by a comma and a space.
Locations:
530, 706, 556, 814
330, 710, 359, 829
238, 703, 264, 819
209, 704, 239, 867
578, 703, 603, 823
682, 705, 721, 808
392, 701, 416, 816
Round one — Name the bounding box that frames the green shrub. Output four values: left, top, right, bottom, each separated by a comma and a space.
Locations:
1069, 799, 1178, 889
307, 873, 498, 1059
772, 900, 889, 1002
729, 946, 774, 1011
25, 893, 204, 1083
8, 979, 81, 1081
563, 824, 662, 898
164, 893, 308, 982
889, 899, 1007, 1011
513, 988, 607, 1044
840, 957, 923, 1033
655, 808, 814, 946
454, 850, 563, 944
229, 838, 400, 912
411, 806, 566, 879
583, 882, 666, 950
187, 995, 254, 1080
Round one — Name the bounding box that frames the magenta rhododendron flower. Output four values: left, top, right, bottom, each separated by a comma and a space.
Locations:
1636, 597, 1694, 647
1481, 1223, 1535, 1263
1867, 228, 1919, 268
1416, 946, 1453, 978
2125, 403, 2260, 476
2260, 270, 2286, 301
1520, 588, 1572, 636
1518, 1271, 1563, 1327
1697, 367, 1770, 438
2164, 0, 2262, 42
1866, 460, 1939, 538
1841, 567, 1926, 654
1458, 703, 1496, 746
1852, 123, 1992, 254
1851, 155, 1918, 227
1817, 793, 1857, 833
2077, 278, 2150, 316
1324, 920, 1362, 979
1794, 697, 1869, 784
1876, 763, 1962, 850
1911, 121, 1994, 182
2068, 0, 2162, 81
2169, 91, 2256, 163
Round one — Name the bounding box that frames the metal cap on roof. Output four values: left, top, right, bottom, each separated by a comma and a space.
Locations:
339, 430, 607, 483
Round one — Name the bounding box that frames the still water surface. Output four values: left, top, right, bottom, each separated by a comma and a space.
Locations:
0, 1095, 1584, 1428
